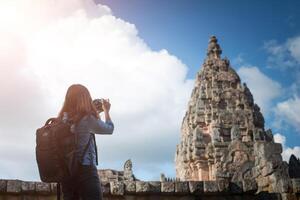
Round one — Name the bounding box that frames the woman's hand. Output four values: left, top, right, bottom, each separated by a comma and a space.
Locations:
102, 99, 111, 112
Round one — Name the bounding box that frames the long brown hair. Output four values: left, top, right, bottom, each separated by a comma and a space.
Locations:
58, 84, 99, 123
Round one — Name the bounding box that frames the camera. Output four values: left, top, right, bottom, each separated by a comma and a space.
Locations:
93, 99, 104, 113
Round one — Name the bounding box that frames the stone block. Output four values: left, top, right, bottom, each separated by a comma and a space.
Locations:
242, 179, 257, 193
269, 172, 291, 193
252, 166, 261, 178
229, 181, 243, 194
257, 177, 269, 188
254, 142, 272, 158
136, 181, 160, 193
189, 181, 203, 194
255, 192, 282, 200
161, 181, 175, 193
101, 181, 110, 195
21, 181, 36, 194
35, 182, 51, 194
203, 181, 218, 193
261, 162, 274, 177
0, 180, 6, 192
273, 143, 283, 154
124, 181, 136, 194
110, 181, 124, 195
217, 179, 230, 192
281, 193, 297, 200
7, 180, 21, 193
175, 181, 189, 194
292, 178, 300, 193
50, 183, 57, 194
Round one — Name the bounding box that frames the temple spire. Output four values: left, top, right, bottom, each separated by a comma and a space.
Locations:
175, 36, 291, 196
206, 35, 222, 59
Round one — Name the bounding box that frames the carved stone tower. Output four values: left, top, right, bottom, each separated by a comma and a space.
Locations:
175, 36, 291, 193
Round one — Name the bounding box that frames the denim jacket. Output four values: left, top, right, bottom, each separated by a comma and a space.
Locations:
65, 112, 114, 166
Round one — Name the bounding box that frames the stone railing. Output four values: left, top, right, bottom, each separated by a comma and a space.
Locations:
0, 179, 299, 200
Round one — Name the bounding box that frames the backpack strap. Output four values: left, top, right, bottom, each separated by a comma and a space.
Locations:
92, 134, 98, 165
80, 134, 98, 165
80, 134, 93, 163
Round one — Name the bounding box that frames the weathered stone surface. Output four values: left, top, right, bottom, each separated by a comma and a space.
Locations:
189, 181, 203, 194
21, 181, 36, 194
217, 179, 229, 192
98, 159, 138, 182
35, 182, 51, 194
229, 182, 243, 194
124, 181, 136, 193
292, 179, 300, 193
161, 181, 175, 193
203, 181, 218, 193
242, 179, 257, 193
281, 193, 298, 200
148, 181, 161, 193
175, 181, 189, 194
255, 192, 282, 200
123, 159, 135, 181
101, 181, 110, 195
7, 180, 21, 193
110, 181, 124, 195
257, 177, 269, 190
268, 165, 291, 193
0, 180, 6, 192
50, 183, 57, 194
261, 162, 274, 177
175, 36, 267, 182
136, 181, 160, 193
0, 179, 300, 198
174, 36, 291, 196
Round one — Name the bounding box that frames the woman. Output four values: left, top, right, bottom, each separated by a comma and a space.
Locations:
58, 84, 114, 200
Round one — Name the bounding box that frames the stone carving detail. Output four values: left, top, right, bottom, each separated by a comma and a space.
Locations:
124, 159, 134, 181
98, 159, 137, 182
175, 36, 291, 194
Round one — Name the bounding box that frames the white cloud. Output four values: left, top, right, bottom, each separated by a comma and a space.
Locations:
274, 133, 300, 162
237, 66, 282, 115
232, 53, 245, 66
0, 0, 193, 181
274, 96, 300, 131
264, 36, 300, 69
287, 36, 300, 63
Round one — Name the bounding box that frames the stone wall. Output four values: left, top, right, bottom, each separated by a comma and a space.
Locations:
0, 179, 299, 200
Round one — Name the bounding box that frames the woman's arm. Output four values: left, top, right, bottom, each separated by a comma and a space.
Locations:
88, 99, 114, 134
88, 116, 114, 134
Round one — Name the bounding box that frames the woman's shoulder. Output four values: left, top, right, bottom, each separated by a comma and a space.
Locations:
82, 113, 99, 121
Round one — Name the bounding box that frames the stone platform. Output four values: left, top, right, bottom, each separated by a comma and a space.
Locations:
0, 179, 299, 200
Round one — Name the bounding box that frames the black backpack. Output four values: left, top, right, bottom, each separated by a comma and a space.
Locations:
36, 117, 77, 183
36, 117, 98, 199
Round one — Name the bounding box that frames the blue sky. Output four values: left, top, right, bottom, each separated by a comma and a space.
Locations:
97, 0, 300, 148
0, 0, 299, 181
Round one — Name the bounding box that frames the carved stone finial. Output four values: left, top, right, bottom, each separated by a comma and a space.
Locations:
207, 35, 222, 59
124, 159, 132, 171
160, 173, 166, 182
124, 159, 134, 181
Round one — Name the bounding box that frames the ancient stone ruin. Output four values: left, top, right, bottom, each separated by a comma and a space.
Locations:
98, 159, 138, 182
175, 36, 293, 195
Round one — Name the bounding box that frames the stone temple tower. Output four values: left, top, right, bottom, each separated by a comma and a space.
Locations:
175, 36, 291, 193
